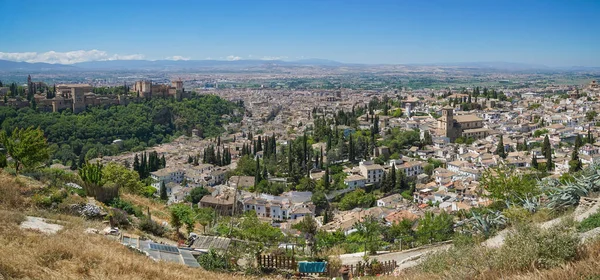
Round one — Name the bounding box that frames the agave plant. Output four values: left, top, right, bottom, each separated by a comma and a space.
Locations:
460, 210, 507, 238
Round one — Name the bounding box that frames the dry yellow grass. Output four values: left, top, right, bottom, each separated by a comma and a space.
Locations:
0, 172, 246, 280
122, 192, 170, 222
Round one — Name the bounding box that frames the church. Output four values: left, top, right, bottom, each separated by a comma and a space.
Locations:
437, 106, 489, 142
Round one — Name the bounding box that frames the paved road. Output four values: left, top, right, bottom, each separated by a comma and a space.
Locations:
339, 243, 451, 266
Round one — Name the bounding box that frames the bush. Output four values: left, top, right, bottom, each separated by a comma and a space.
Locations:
496, 223, 579, 270
577, 211, 600, 232
108, 208, 130, 228
138, 217, 166, 237
503, 206, 531, 225
417, 223, 580, 278
197, 249, 228, 271
109, 198, 143, 217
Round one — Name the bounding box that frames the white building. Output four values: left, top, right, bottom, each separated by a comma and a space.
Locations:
358, 161, 384, 184
344, 175, 367, 190
150, 168, 185, 189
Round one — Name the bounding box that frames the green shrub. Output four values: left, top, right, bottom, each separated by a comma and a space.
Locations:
109, 198, 143, 217
418, 223, 580, 278
577, 211, 600, 232
197, 249, 228, 271
138, 217, 166, 237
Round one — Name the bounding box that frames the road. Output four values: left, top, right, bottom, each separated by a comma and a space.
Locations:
339, 243, 451, 266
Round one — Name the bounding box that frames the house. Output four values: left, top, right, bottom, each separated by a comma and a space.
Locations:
344, 175, 367, 190
397, 161, 425, 177
359, 161, 384, 184
228, 176, 255, 190
150, 168, 185, 189
199, 193, 236, 215
376, 194, 404, 208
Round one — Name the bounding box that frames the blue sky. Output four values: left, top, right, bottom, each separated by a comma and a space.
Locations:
0, 0, 598, 66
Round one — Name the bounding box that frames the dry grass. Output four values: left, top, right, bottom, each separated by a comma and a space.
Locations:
0, 172, 246, 280
0, 211, 243, 280
121, 193, 170, 222
0, 171, 43, 210
511, 238, 600, 280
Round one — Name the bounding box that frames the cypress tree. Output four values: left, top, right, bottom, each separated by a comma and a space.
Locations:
496, 136, 506, 159
323, 166, 330, 190
255, 158, 261, 184
349, 134, 355, 162
288, 143, 293, 175
160, 181, 168, 201
531, 154, 538, 170
133, 154, 140, 172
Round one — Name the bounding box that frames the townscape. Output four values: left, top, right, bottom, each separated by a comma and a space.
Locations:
2, 1, 600, 279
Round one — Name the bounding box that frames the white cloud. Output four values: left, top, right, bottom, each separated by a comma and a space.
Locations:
226, 55, 241, 61
0, 49, 144, 64
165, 55, 190, 61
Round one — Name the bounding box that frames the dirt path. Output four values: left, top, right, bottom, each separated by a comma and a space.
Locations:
340, 243, 452, 266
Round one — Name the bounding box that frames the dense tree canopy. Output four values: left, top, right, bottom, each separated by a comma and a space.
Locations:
0, 95, 241, 164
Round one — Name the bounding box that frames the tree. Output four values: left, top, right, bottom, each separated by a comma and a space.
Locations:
481, 165, 539, 203
348, 134, 355, 162
160, 181, 168, 201
542, 135, 553, 171
339, 189, 375, 210
79, 162, 120, 203
170, 204, 195, 234
0, 127, 49, 174
196, 207, 215, 233
569, 148, 582, 172
293, 215, 318, 254
496, 136, 506, 159
311, 191, 328, 211
102, 162, 144, 194
531, 154, 539, 170
416, 211, 454, 244
186, 186, 210, 204
323, 167, 330, 190
424, 164, 434, 176
586, 111, 598, 122
355, 215, 382, 255
297, 177, 317, 192
383, 219, 415, 245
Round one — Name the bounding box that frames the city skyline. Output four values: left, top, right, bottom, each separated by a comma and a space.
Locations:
1, 0, 599, 66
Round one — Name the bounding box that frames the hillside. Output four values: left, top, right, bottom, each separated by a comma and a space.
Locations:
0, 172, 243, 280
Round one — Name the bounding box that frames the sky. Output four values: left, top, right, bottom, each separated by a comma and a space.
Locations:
0, 0, 599, 66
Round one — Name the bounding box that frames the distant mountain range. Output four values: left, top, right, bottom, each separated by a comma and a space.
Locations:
0, 60, 76, 71
0, 58, 348, 71
0, 59, 598, 72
